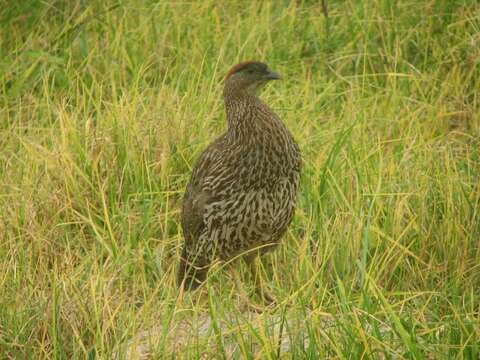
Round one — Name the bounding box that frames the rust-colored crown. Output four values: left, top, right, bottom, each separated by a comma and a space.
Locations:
225, 61, 258, 81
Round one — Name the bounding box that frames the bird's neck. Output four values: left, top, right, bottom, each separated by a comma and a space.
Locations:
223, 88, 265, 139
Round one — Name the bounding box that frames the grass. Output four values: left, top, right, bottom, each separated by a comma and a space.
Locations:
1, 0, 479, 358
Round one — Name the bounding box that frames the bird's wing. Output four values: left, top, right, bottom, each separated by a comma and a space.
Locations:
181, 138, 226, 247
181, 184, 210, 247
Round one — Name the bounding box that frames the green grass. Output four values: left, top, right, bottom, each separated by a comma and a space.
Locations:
1, 0, 479, 358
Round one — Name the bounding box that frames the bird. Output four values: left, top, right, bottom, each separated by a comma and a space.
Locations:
177, 61, 301, 302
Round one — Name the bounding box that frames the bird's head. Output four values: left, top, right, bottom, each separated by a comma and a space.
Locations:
224, 61, 281, 96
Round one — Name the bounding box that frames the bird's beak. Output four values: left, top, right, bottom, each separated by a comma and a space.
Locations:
265, 69, 282, 80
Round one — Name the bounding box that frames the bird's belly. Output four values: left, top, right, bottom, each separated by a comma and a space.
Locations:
205, 176, 298, 260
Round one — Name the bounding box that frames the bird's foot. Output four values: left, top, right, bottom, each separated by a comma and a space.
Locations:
238, 296, 274, 313
254, 283, 276, 307
259, 288, 276, 306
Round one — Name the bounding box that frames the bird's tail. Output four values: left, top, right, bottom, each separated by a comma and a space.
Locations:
177, 247, 208, 291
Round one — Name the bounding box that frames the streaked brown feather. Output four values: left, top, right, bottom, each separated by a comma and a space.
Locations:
178, 61, 301, 290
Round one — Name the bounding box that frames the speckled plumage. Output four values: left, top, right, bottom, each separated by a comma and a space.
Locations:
178, 61, 301, 290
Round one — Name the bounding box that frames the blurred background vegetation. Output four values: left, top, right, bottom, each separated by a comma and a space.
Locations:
0, 0, 479, 358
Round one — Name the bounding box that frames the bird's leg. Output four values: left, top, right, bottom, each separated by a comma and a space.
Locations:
229, 264, 262, 313
245, 253, 276, 305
